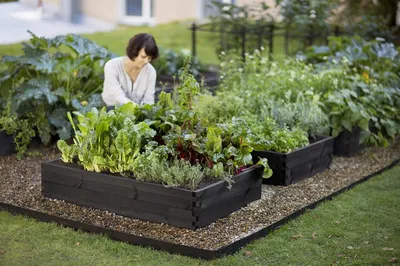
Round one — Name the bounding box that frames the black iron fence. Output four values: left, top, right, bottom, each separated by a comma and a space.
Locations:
190, 21, 400, 60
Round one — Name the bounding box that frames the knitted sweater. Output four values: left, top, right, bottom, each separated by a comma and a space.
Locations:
101, 56, 156, 106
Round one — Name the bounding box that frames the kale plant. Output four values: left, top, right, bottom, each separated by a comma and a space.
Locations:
0, 31, 116, 156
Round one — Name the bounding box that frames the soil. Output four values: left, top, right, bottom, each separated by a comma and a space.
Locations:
0, 140, 399, 250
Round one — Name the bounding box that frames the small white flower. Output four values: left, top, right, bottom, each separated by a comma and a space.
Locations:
375, 37, 385, 42
309, 14, 316, 19
333, 78, 338, 87
332, 59, 338, 64
310, 10, 316, 14
238, 68, 243, 72
261, 46, 265, 51
181, 49, 190, 56
323, 56, 328, 60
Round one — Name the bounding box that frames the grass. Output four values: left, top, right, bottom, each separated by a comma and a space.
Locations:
0, 165, 399, 265
0, 21, 296, 68
0, 21, 220, 66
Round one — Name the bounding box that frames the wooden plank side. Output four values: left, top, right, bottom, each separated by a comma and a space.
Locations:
194, 166, 263, 200
251, 151, 287, 169
261, 169, 288, 186
42, 169, 194, 210
42, 161, 194, 200
42, 182, 195, 224
286, 154, 332, 185
42, 170, 83, 187
196, 178, 261, 210
263, 154, 332, 185
285, 136, 333, 169
194, 185, 262, 228
252, 135, 333, 170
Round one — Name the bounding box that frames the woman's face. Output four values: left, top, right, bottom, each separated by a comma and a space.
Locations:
134, 48, 152, 68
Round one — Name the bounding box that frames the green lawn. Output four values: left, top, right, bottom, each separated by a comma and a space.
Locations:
1, 165, 399, 265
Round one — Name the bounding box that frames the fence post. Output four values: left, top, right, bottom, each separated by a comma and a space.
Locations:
284, 26, 289, 55
191, 22, 197, 59
257, 22, 264, 51
268, 23, 274, 56
241, 25, 246, 60
308, 22, 315, 46
334, 25, 340, 36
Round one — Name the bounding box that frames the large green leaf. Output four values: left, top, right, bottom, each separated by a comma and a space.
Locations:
15, 77, 58, 105
48, 107, 72, 140
65, 34, 114, 59
115, 130, 131, 154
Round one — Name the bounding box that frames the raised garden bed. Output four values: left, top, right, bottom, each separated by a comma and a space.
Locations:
252, 135, 334, 186
334, 127, 365, 157
41, 160, 263, 229
0, 130, 15, 156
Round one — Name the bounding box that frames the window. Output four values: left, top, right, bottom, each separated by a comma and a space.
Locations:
126, 0, 143, 16
120, 0, 154, 25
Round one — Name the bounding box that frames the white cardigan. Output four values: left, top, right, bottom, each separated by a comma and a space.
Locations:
101, 56, 156, 106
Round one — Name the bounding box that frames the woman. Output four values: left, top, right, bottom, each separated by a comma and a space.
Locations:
102, 33, 159, 107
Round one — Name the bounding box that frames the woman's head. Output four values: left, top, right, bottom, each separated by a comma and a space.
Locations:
126, 33, 159, 63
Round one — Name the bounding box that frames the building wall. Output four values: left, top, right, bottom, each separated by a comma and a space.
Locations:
236, 0, 280, 20
19, 0, 37, 7
44, 0, 60, 5
154, 0, 198, 24
19, 0, 281, 25
75, 0, 118, 23
19, 0, 60, 7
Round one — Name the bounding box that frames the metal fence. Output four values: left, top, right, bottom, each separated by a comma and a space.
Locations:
190, 21, 399, 60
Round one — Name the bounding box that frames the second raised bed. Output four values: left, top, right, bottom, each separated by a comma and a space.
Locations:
333, 127, 365, 157
252, 135, 334, 186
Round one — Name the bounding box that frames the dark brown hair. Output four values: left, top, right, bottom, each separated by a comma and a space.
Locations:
126, 33, 159, 61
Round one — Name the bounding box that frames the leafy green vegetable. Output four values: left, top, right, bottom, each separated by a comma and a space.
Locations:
58, 61, 272, 189
0, 31, 116, 156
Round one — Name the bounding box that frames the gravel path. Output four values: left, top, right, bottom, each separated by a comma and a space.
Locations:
0, 140, 399, 250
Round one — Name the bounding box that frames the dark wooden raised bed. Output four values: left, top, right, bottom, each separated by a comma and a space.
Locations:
252, 135, 334, 186
41, 161, 263, 229
333, 127, 365, 157
0, 130, 15, 156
